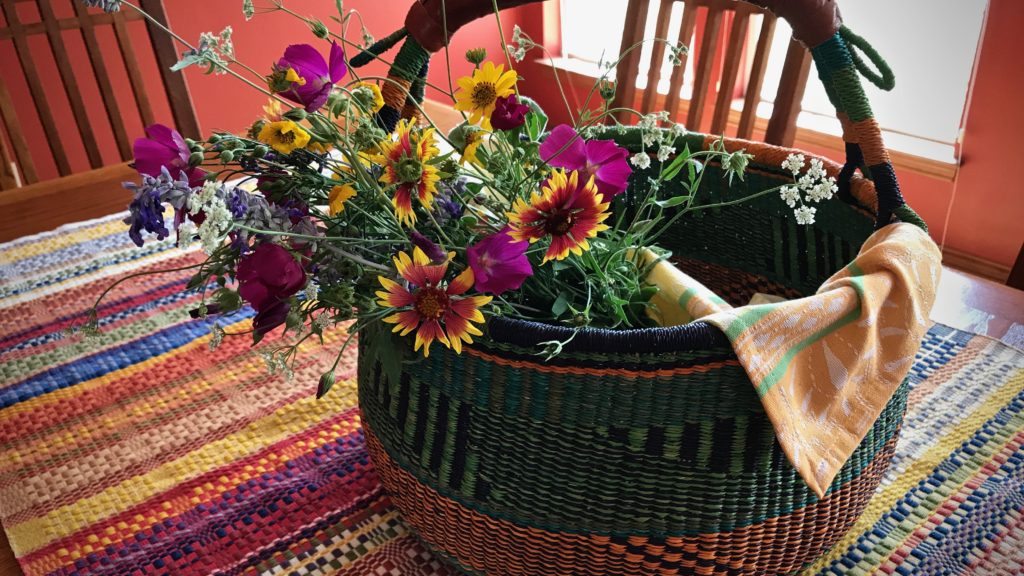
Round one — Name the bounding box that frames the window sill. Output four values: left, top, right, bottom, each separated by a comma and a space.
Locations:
536, 57, 959, 182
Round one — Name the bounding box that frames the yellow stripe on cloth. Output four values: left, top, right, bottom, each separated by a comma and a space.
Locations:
800, 365, 1024, 573
7, 379, 359, 554
642, 223, 941, 497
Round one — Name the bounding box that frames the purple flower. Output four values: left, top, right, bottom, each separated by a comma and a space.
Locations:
270, 42, 346, 112
122, 166, 193, 247
237, 243, 306, 337
467, 230, 533, 295
490, 94, 529, 131
410, 231, 447, 264
539, 124, 632, 198
133, 124, 206, 187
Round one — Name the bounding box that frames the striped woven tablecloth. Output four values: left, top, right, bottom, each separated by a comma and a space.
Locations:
1, 213, 1022, 575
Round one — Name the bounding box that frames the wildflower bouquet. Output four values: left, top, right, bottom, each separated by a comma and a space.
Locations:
89, 0, 838, 396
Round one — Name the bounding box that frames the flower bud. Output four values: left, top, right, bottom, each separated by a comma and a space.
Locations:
465, 48, 487, 65
283, 108, 307, 121
188, 151, 205, 167
253, 145, 269, 158
219, 150, 235, 164
309, 20, 329, 39
207, 134, 222, 144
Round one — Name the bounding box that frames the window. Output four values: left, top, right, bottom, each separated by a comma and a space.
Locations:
559, 0, 987, 164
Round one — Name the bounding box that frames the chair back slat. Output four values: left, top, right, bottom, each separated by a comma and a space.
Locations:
613, 0, 653, 124
663, 2, 699, 120
1, 0, 72, 176
685, 3, 724, 128
0, 74, 36, 185
640, 0, 676, 113
74, 1, 131, 160
111, 10, 157, 129
37, 0, 104, 170
736, 12, 776, 139
139, 0, 200, 139
0, 128, 19, 189
0, 0, 200, 187
611, 0, 810, 146
763, 38, 811, 145
709, 4, 752, 134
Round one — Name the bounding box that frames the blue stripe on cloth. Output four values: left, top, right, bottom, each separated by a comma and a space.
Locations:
0, 227, 138, 279
0, 306, 255, 408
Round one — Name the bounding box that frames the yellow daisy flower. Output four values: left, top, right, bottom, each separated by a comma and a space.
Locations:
460, 129, 484, 166
258, 120, 311, 154
453, 61, 517, 130
263, 98, 285, 122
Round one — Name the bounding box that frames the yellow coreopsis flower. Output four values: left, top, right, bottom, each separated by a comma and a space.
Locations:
328, 183, 356, 216
453, 61, 517, 130
258, 120, 311, 154
460, 129, 484, 166
353, 81, 385, 113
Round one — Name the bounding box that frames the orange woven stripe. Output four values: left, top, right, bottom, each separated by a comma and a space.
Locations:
381, 78, 412, 114
838, 112, 857, 143
365, 423, 898, 575
463, 347, 740, 378
850, 118, 890, 166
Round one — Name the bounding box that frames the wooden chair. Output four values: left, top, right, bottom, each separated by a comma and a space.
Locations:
1008, 243, 1024, 291
0, 0, 199, 241
612, 0, 812, 146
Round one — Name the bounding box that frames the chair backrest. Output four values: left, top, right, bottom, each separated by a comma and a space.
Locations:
612, 0, 812, 146
0, 0, 199, 189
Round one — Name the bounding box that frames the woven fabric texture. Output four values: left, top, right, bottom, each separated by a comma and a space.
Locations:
1, 215, 1023, 575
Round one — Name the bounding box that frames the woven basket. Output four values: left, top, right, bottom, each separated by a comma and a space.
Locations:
356, 1, 926, 574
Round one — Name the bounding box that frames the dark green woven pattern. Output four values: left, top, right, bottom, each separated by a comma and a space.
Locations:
359, 335, 908, 536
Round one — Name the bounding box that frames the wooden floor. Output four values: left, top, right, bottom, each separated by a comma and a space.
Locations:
0, 265, 1021, 575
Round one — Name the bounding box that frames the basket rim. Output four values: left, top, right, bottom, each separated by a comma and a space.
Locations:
485, 316, 730, 354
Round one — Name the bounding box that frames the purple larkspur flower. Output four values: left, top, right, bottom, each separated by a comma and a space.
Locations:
122, 167, 194, 247
410, 231, 447, 264
539, 124, 632, 198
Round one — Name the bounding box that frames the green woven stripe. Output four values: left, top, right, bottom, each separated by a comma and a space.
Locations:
389, 37, 430, 82
360, 360, 909, 536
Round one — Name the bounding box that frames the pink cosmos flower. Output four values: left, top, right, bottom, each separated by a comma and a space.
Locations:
270, 42, 347, 112
133, 124, 206, 187
538, 124, 632, 198
467, 230, 533, 295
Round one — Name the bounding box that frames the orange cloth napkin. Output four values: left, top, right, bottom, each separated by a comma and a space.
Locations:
643, 222, 941, 497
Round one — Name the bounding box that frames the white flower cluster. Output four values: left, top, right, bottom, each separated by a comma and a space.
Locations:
630, 112, 685, 169
208, 323, 225, 351
304, 282, 319, 302
507, 25, 536, 63
188, 182, 234, 254
779, 154, 839, 226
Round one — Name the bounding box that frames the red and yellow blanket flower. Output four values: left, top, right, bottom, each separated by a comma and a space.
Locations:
373, 119, 440, 227
453, 61, 518, 131
376, 247, 493, 357
508, 169, 612, 263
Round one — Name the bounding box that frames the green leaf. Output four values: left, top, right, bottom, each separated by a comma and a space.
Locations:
459, 215, 478, 228
518, 95, 547, 140
660, 145, 691, 181
170, 54, 204, 73
364, 322, 407, 389
551, 292, 570, 317
653, 195, 691, 208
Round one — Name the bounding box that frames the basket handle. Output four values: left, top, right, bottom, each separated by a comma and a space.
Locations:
354, 0, 925, 231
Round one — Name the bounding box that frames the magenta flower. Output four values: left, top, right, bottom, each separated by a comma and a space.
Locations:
133, 124, 206, 187
467, 230, 533, 295
539, 124, 632, 198
237, 243, 307, 337
269, 42, 346, 112
490, 94, 529, 131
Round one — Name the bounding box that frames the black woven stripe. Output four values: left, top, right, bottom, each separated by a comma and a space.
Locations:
779, 213, 792, 282
679, 422, 700, 463
796, 222, 809, 281
447, 402, 472, 492
486, 317, 729, 354
428, 392, 450, 474
472, 344, 737, 373
815, 227, 830, 279
709, 418, 736, 473
411, 379, 430, 455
